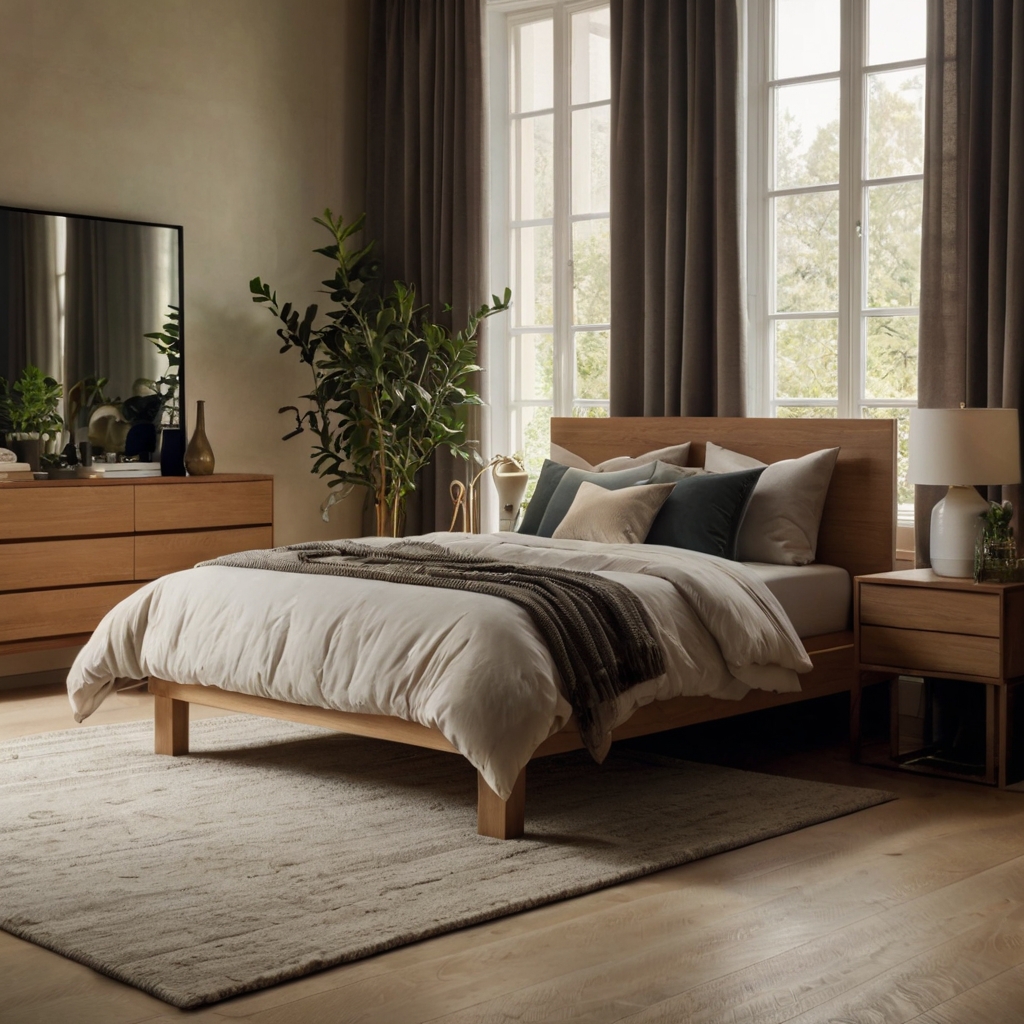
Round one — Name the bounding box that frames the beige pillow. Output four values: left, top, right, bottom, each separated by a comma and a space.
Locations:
549, 441, 691, 473
552, 481, 675, 544
704, 442, 840, 565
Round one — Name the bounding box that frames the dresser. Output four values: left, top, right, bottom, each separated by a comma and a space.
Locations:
0, 475, 273, 656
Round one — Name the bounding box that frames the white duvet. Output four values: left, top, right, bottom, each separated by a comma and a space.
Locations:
67, 532, 813, 798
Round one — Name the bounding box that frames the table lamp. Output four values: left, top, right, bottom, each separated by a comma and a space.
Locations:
907, 407, 1022, 576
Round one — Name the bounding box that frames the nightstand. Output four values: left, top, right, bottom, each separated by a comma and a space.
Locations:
853, 569, 1024, 787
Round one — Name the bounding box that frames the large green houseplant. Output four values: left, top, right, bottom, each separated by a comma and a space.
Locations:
251, 211, 510, 535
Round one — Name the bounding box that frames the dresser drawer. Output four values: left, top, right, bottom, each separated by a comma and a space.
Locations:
0, 485, 134, 540
0, 537, 135, 592
135, 526, 274, 579
0, 583, 142, 643
134, 481, 273, 532
860, 624, 1001, 679
859, 583, 1000, 637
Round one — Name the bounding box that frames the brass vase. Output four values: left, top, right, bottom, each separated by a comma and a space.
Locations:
184, 400, 215, 476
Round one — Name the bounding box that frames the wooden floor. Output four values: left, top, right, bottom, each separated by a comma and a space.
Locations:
3, 684, 1024, 1024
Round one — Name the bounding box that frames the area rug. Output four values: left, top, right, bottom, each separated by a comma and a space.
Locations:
0, 715, 892, 1008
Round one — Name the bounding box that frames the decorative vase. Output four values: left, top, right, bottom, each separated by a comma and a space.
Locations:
184, 401, 215, 476
974, 534, 1021, 583
12, 435, 42, 472
159, 426, 186, 476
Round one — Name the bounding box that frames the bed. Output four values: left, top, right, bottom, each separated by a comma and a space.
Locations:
68, 416, 896, 838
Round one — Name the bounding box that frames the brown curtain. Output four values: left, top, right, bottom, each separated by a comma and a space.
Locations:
916, 0, 1024, 563
365, 0, 485, 535
608, 0, 745, 417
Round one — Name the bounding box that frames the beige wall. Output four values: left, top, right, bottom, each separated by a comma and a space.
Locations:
0, 0, 369, 544
0, 0, 368, 682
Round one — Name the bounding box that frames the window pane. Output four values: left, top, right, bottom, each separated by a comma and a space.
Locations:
573, 405, 609, 419
518, 404, 553, 495
572, 105, 610, 214
574, 330, 610, 400
571, 7, 611, 104
516, 334, 553, 401
513, 225, 553, 327
776, 405, 838, 418
572, 218, 610, 324
515, 114, 553, 220
774, 319, 838, 399
868, 0, 926, 66
865, 316, 918, 400
514, 19, 553, 113
775, 0, 840, 79
864, 406, 912, 504
867, 69, 924, 179
866, 180, 922, 308
774, 80, 840, 188
774, 191, 840, 313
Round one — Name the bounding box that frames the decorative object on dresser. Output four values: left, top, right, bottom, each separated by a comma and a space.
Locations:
184, 400, 215, 476
853, 568, 1024, 787
907, 406, 1022, 577
975, 500, 1021, 583
0, 475, 272, 657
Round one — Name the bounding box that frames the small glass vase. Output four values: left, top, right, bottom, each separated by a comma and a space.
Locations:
974, 534, 1021, 583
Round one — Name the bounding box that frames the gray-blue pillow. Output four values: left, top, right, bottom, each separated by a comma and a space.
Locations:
536, 463, 657, 537
644, 468, 765, 558
517, 460, 572, 535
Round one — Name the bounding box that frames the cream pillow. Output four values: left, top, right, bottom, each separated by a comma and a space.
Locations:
549, 441, 691, 473
552, 481, 676, 544
704, 442, 840, 565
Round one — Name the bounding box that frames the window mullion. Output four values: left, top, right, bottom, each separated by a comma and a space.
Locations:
552, 6, 574, 419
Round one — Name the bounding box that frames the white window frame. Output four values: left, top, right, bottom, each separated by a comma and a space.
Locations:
486, 0, 611, 465
746, 0, 924, 521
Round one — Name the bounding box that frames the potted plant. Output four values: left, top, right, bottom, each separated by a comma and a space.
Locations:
0, 365, 64, 471
251, 211, 510, 535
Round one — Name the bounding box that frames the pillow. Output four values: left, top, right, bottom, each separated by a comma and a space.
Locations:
549, 441, 691, 473
644, 468, 764, 558
648, 462, 707, 484
536, 463, 657, 537
552, 481, 676, 544
704, 442, 840, 565
517, 460, 572, 535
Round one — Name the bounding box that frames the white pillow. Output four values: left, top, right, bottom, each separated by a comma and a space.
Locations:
549, 441, 691, 473
704, 442, 840, 565
552, 481, 676, 544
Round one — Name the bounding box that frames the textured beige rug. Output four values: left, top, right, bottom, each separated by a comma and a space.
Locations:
0, 715, 891, 1008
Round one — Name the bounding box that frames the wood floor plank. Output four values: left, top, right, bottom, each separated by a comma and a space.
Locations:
914, 962, 1024, 1024
4, 683, 1024, 1024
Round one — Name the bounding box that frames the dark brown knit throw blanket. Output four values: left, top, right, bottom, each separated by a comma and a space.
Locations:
199, 540, 665, 755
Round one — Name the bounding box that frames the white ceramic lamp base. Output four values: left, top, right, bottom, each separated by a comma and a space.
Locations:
930, 485, 988, 577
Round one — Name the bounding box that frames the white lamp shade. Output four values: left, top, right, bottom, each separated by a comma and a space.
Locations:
907, 407, 1022, 486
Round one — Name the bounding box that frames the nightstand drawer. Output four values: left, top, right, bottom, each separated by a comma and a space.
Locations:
860, 624, 1001, 678
860, 584, 1000, 637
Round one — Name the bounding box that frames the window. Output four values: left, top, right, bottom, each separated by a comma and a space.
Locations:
487, 1, 612, 489
747, 0, 926, 512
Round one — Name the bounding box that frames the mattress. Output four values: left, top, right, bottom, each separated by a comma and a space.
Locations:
744, 562, 851, 638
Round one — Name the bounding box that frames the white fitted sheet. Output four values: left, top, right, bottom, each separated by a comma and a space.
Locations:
744, 563, 851, 638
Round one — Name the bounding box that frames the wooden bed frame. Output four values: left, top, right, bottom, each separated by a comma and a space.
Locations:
149, 417, 896, 839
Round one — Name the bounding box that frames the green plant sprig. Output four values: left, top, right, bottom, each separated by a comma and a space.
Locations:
251, 210, 510, 534
0, 364, 64, 437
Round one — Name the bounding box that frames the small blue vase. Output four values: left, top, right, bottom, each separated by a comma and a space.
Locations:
160, 427, 186, 476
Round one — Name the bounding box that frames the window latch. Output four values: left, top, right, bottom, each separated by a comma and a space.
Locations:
856, 220, 863, 239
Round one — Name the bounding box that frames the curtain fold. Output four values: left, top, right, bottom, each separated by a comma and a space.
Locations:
365, 0, 485, 535
608, 0, 745, 417
916, 0, 1024, 563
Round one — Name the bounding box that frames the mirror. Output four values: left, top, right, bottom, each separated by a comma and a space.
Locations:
0, 205, 183, 463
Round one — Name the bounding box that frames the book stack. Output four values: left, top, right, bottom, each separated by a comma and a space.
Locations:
87, 462, 163, 479
0, 462, 34, 482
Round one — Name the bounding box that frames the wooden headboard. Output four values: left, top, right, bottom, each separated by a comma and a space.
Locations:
550, 417, 896, 581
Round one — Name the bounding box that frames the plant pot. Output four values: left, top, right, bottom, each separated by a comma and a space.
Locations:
12, 435, 42, 472
159, 427, 186, 476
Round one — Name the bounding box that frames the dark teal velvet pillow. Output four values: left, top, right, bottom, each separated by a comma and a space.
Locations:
517, 460, 572, 535
536, 463, 657, 537
644, 468, 765, 558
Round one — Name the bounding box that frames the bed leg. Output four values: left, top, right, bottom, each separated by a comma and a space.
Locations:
477, 768, 525, 839
154, 694, 189, 756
